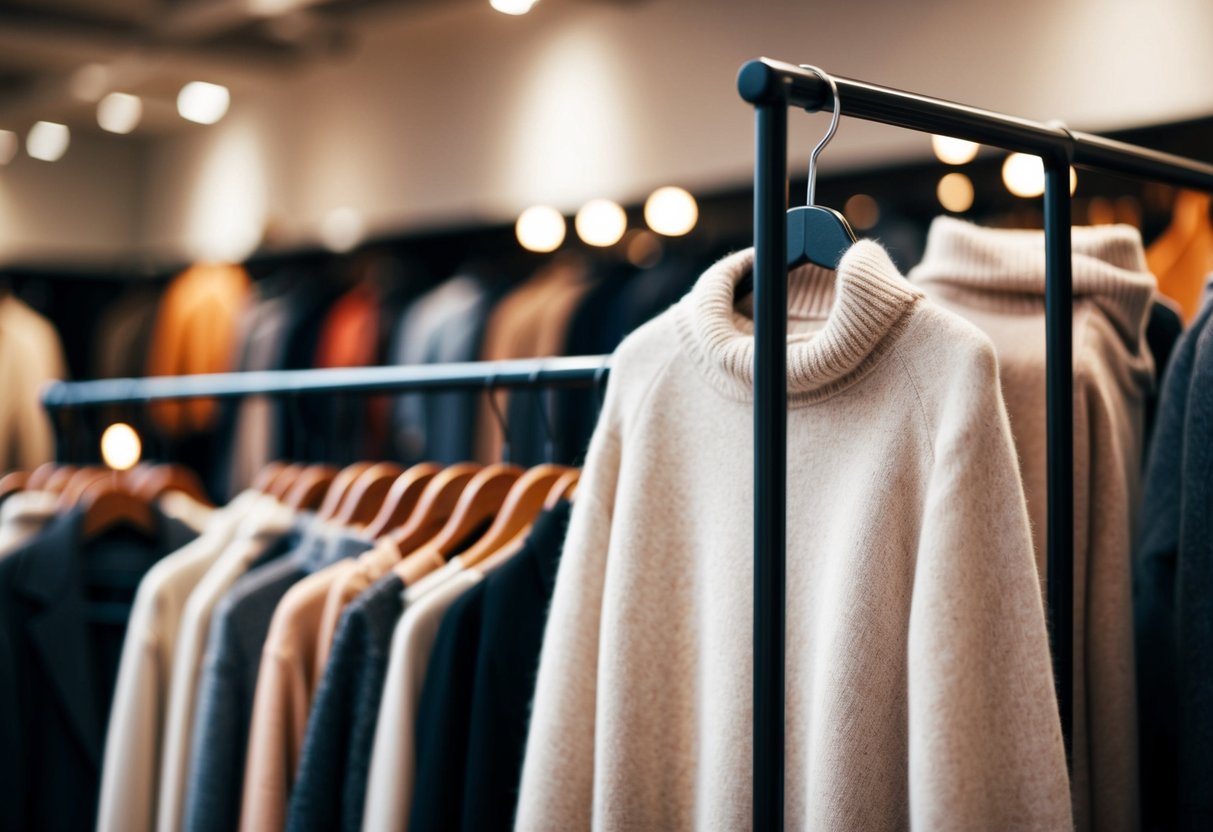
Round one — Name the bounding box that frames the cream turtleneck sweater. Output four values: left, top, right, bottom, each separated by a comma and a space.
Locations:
516, 241, 1071, 831
910, 217, 1157, 832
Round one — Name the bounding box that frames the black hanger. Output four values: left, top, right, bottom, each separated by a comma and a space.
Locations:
786, 64, 855, 269
738, 64, 855, 298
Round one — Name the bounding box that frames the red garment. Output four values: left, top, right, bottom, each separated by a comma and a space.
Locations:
313, 280, 388, 453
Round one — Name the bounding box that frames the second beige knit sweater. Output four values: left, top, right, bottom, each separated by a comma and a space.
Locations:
910, 217, 1157, 832
515, 241, 1071, 830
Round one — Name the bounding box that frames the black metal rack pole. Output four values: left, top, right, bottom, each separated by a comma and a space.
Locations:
739, 58, 1213, 189
41, 355, 612, 411
1043, 158, 1075, 764
752, 99, 789, 832
739, 56, 1213, 825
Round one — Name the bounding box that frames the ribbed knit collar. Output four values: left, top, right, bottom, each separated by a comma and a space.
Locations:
909, 217, 1156, 349
674, 241, 922, 404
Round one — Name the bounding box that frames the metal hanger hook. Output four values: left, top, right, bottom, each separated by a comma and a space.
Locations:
799, 64, 841, 207
484, 374, 511, 464
529, 364, 556, 463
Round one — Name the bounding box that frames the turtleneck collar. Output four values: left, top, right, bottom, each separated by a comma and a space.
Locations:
673, 240, 923, 405
909, 216, 1156, 349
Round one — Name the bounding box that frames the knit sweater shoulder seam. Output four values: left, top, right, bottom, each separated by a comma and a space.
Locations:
893, 347, 937, 465
622, 347, 682, 434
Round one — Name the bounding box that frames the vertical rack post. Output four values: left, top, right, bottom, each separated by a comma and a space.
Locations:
1043, 155, 1075, 762
752, 100, 789, 830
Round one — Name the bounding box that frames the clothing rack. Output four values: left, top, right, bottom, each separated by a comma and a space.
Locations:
738, 56, 1213, 831
34, 63, 1213, 826
40, 354, 612, 460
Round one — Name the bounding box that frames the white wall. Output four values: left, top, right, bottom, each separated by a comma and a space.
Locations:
18, 0, 1213, 261
0, 131, 142, 265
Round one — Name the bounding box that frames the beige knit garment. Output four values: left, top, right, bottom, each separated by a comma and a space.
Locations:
909, 217, 1156, 832
515, 242, 1071, 831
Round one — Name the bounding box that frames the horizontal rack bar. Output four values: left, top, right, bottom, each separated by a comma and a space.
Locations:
42, 355, 613, 410
738, 58, 1213, 188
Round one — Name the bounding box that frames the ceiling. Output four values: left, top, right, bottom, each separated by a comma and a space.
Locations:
0, 0, 464, 135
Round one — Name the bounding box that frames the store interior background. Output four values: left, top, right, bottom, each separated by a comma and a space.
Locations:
3, 0, 1213, 383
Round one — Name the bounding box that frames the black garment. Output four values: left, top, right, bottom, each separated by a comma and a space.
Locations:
553, 263, 638, 464
1143, 299, 1184, 460
1136, 299, 1213, 832
183, 527, 367, 832
408, 500, 572, 832
0, 506, 196, 832
273, 277, 346, 461
407, 581, 486, 832
286, 572, 405, 832
1175, 311, 1213, 830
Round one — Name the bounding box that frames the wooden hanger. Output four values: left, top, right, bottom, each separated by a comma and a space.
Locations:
267, 463, 305, 500
251, 461, 287, 494
332, 462, 405, 528
387, 463, 481, 553
25, 462, 60, 492
458, 464, 567, 569
545, 468, 580, 510
479, 468, 579, 575
58, 467, 111, 507
393, 463, 522, 582
133, 464, 213, 506
0, 470, 29, 504
362, 462, 443, 540
314, 462, 373, 521
283, 464, 338, 512
77, 474, 156, 540
44, 465, 79, 495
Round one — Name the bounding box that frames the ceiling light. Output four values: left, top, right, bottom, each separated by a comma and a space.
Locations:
0, 130, 16, 165
1002, 153, 1077, 198
101, 423, 142, 471
625, 230, 663, 268
515, 205, 566, 252
97, 92, 143, 135
644, 186, 698, 237
490, 0, 538, 14
843, 193, 880, 230
931, 134, 979, 165
320, 207, 365, 253
177, 81, 231, 125
575, 199, 627, 247
26, 122, 70, 162
70, 63, 111, 103
250, 0, 303, 13
936, 172, 975, 213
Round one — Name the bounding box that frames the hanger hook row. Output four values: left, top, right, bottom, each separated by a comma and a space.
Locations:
799, 64, 842, 207
529, 363, 556, 463
484, 373, 511, 464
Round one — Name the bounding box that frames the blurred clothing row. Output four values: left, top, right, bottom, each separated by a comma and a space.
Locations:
80, 251, 709, 497
0, 459, 577, 832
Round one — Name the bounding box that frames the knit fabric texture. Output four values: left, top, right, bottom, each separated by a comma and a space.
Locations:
515, 241, 1071, 831
182, 529, 369, 832
910, 217, 1156, 832
1135, 300, 1213, 831
1175, 313, 1213, 830
286, 572, 404, 832
407, 580, 486, 832
461, 500, 571, 832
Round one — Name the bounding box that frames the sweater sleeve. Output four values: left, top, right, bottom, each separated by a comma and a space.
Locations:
907, 342, 1072, 831
513, 426, 621, 832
